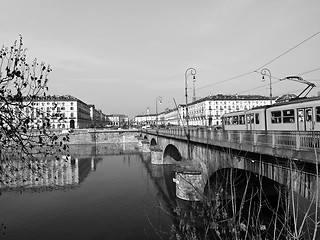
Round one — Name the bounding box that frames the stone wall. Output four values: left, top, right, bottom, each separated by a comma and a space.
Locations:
66, 129, 140, 145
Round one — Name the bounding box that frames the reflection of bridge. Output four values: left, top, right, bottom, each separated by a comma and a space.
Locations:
141, 128, 320, 203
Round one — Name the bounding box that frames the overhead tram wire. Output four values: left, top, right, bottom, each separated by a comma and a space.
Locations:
235, 73, 283, 95
197, 71, 255, 90
255, 31, 320, 71
298, 67, 320, 76
195, 30, 320, 93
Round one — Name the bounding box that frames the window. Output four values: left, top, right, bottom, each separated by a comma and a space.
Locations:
239, 115, 245, 125
255, 113, 260, 124
247, 114, 254, 123
298, 109, 304, 122
316, 107, 320, 122
283, 109, 295, 123
271, 111, 282, 124
232, 116, 238, 125
306, 108, 312, 121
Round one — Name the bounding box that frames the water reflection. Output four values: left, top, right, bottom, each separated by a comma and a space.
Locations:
1, 143, 320, 239
0, 144, 174, 240
0, 157, 79, 192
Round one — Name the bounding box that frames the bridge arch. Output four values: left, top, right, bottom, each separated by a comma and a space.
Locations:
163, 144, 182, 163
150, 138, 157, 146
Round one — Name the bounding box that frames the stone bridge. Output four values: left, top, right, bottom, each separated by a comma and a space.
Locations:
139, 129, 319, 203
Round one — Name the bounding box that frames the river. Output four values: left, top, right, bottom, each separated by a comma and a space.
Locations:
1, 142, 319, 240
0, 144, 174, 240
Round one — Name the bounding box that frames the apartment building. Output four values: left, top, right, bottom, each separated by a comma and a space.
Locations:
188, 94, 273, 126
135, 94, 273, 128
23, 95, 91, 129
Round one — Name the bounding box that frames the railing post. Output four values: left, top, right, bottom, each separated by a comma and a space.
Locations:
253, 131, 257, 146
272, 132, 276, 148
296, 132, 300, 150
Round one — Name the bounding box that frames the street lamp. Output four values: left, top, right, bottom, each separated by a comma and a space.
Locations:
185, 67, 196, 160
192, 78, 196, 102
155, 96, 162, 128
261, 68, 272, 105
145, 107, 150, 126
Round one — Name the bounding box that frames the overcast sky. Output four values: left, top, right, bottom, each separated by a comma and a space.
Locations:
1, 0, 319, 118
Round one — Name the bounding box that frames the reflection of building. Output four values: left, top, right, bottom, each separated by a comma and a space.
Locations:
0, 156, 105, 191
0, 157, 79, 190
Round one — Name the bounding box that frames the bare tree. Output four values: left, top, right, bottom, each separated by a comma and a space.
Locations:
0, 35, 69, 186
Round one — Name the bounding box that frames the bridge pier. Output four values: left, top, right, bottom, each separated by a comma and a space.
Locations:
136, 136, 144, 148
173, 160, 205, 201
150, 146, 164, 164
141, 139, 150, 153
174, 170, 204, 201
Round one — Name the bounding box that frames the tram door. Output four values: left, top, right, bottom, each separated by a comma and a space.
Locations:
297, 108, 313, 131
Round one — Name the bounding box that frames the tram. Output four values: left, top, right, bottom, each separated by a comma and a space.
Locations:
221, 96, 320, 132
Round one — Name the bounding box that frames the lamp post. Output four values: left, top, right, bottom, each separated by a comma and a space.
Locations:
185, 67, 196, 160
192, 78, 196, 102
261, 68, 272, 105
145, 107, 150, 126
155, 96, 162, 128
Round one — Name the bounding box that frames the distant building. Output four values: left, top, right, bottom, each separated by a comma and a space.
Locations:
4, 95, 114, 129
135, 94, 274, 128
88, 105, 108, 127
131, 114, 157, 127
106, 114, 129, 128
24, 95, 92, 129
188, 94, 274, 126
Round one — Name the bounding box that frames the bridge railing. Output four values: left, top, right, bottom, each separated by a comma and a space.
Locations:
146, 128, 320, 153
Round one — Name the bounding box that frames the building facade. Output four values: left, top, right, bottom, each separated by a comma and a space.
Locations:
188, 94, 273, 126
134, 94, 274, 128
106, 114, 130, 128
12, 95, 123, 129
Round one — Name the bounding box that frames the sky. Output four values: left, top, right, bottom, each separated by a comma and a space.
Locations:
1, 0, 319, 118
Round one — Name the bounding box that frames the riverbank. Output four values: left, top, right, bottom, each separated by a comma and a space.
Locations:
65, 129, 140, 145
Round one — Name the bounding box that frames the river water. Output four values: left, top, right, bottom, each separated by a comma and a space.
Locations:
1, 143, 319, 240
0, 144, 175, 240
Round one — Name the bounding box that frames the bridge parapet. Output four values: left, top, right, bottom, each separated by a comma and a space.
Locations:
143, 128, 320, 164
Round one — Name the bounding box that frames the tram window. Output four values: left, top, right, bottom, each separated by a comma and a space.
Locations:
224, 117, 230, 125
271, 111, 282, 124
232, 116, 238, 125
283, 109, 295, 123
255, 113, 260, 124
306, 109, 312, 121
239, 115, 245, 125
247, 114, 254, 123
316, 107, 320, 122
298, 109, 304, 122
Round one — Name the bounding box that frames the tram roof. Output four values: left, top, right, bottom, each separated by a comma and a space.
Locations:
252, 96, 320, 110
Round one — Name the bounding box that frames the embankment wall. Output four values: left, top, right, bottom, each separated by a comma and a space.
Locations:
67, 129, 140, 145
